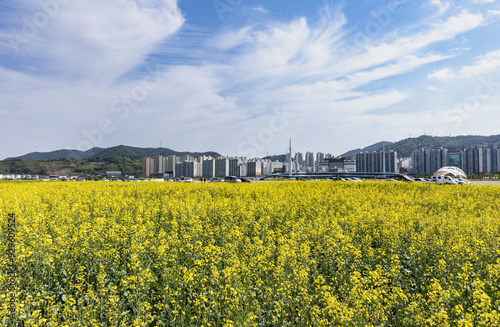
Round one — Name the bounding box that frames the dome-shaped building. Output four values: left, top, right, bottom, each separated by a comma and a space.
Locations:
432, 166, 467, 179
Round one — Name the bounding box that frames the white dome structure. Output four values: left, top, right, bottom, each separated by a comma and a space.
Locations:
432, 166, 467, 179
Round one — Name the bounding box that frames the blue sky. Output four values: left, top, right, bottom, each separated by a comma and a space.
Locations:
1, 0, 500, 159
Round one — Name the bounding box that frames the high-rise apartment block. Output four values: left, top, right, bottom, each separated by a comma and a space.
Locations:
202, 158, 215, 178
246, 160, 262, 177
142, 157, 155, 176
495, 149, 500, 173
315, 152, 325, 172
411, 146, 500, 175
462, 146, 497, 174
174, 161, 202, 178
229, 158, 244, 177
305, 152, 315, 172
155, 156, 168, 174
215, 158, 229, 177
294, 152, 304, 171
411, 148, 447, 175
356, 150, 398, 173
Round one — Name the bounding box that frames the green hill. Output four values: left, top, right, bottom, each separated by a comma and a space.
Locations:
384, 135, 500, 157
341, 135, 500, 158
340, 141, 393, 158
7, 145, 220, 161
92, 145, 220, 159
1, 145, 221, 176
8, 148, 104, 160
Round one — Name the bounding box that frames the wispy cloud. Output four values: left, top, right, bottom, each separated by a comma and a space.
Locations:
211, 25, 254, 50
429, 67, 456, 79
430, 0, 451, 14
253, 6, 268, 14
429, 50, 500, 79
460, 50, 500, 76
1, 0, 184, 83
351, 11, 482, 71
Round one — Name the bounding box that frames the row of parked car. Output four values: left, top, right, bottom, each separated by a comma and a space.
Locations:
326, 177, 363, 182
165, 176, 254, 183
386, 176, 470, 184
165, 175, 471, 185
428, 175, 471, 184
324, 175, 471, 184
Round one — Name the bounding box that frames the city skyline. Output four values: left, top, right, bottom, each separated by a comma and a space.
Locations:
4, 132, 500, 161
142, 144, 500, 179
1, 1, 500, 160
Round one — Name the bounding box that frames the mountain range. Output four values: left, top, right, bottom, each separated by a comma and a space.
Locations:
6, 145, 220, 161
340, 141, 394, 158
4, 134, 500, 170
266, 135, 500, 160
366, 134, 500, 158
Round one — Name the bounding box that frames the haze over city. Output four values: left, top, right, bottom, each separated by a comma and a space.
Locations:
1, 0, 500, 160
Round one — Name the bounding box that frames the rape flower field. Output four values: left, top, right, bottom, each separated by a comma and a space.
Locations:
1, 180, 500, 326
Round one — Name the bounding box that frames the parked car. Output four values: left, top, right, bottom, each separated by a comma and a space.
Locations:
431, 175, 458, 184
240, 178, 251, 183
209, 177, 224, 182
224, 176, 242, 183
179, 177, 193, 183
455, 178, 471, 185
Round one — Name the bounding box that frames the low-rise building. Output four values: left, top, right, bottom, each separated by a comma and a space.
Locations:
106, 171, 122, 178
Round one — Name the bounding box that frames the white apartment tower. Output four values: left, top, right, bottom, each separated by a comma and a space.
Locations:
155, 156, 168, 174
142, 157, 155, 176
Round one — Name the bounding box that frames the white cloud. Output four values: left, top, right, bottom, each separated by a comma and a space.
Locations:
212, 25, 254, 50
253, 7, 268, 14
429, 67, 456, 79
473, 0, 495, 3
217, 8, 482, 125
349, 53, 452, 86
430, 50, 500, 80
1, 0, 184, 83
460, 50, 500, 76
430, 0, 451, 14
324, 10, 483, 81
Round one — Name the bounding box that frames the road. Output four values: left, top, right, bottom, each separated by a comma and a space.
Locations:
471, 180, 500, 186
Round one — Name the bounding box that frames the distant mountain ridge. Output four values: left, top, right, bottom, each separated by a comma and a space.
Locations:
382, 135, 500, 157
8, 134, 500, 162
8, 148, 105, 161
7, 145, 220, 161
341, 134, 500, 158
340, 141, 393, 158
